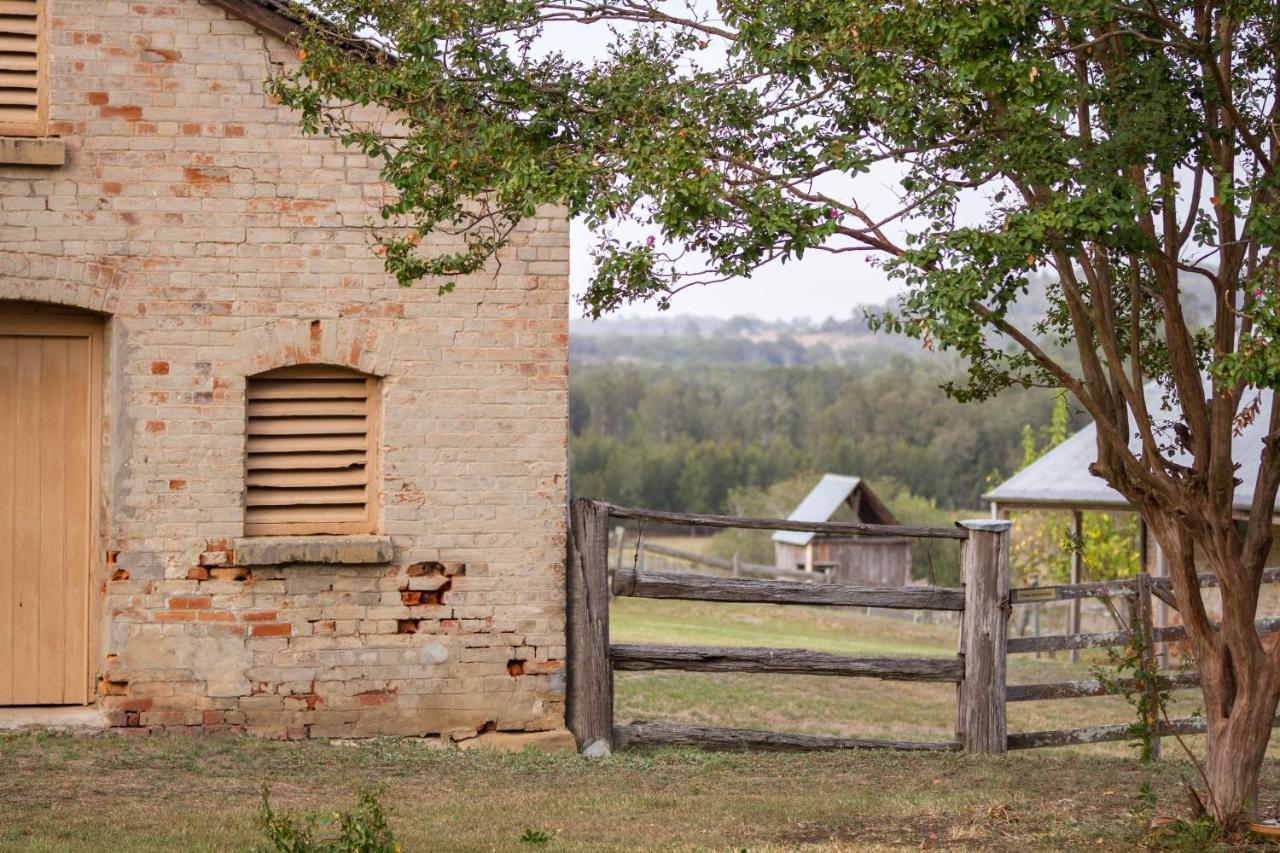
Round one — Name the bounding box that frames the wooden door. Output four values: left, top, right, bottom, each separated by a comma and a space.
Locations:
0, 310, 100, 705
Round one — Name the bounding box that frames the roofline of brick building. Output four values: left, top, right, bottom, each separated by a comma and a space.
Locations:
207, 0, 304, 44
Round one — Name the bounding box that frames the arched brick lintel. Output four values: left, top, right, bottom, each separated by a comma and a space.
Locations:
236, 318, 395, 378
0, 252, 124, 314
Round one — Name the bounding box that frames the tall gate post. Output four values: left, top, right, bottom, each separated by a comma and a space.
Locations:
957, 518, 1011, 753
567, 498, 613, 755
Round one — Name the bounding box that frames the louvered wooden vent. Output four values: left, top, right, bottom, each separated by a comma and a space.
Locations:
0, 0, 45, 136
245, 366, 379, 536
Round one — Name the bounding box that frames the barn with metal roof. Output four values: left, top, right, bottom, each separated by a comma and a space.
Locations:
772, 474, 911, 585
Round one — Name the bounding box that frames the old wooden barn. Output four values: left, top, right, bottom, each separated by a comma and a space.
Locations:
772, 475, 911, 585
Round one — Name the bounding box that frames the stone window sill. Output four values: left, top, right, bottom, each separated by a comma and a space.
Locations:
0, 137, 65, 166
234, 535, 394, 566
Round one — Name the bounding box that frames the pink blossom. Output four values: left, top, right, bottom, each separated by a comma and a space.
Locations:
1254, 289, 1264, 299
827, 208, 838, 219
646, 235, 655, 247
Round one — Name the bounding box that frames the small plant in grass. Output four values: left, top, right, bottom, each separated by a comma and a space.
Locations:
1146, 815, 1225, 852
257, 784, 399, 853
1091, 627, 1177, 764
1131, 781, 1158, 823
518, 828, 551, 846
1094, 628, 1220, 828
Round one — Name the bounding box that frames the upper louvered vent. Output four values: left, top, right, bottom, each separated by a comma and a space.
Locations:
0, 0, 43, 136
245, 366, 379, 536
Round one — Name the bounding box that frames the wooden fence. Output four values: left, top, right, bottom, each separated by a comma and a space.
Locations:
1004, 568, 1280, 751
566, 498, 1009, 755
566, 498, 1280, 756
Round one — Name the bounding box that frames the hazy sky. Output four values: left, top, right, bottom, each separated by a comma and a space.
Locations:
567, 221, 904, 322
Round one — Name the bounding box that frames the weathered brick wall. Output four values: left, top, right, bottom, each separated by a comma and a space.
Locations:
0, 0, 569, 739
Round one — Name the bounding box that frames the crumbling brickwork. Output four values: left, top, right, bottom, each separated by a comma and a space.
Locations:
0, 0, 569, 739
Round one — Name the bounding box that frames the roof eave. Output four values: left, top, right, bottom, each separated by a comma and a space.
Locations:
207, 0, 303, 43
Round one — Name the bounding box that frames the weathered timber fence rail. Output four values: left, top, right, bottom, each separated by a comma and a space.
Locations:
566, 498, 1010, 756
1005, 568, 1280, 752
634, 540, 824, 583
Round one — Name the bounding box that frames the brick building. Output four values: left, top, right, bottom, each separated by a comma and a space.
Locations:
0, 0, 571, 742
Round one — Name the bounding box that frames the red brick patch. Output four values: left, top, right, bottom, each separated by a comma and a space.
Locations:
114, 697, 152, 712
183, 167, 229, 186
242, 611, 278, 623
197, 610, 235, 623
100, 105, 142, 121
155, 610, 195, 622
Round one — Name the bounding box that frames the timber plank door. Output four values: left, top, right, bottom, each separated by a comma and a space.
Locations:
0, 309, 101, 705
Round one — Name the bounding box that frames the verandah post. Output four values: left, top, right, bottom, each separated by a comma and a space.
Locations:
957, 518, 1012, 753
1134, 571, 1162, 760
567, 498, 613, 755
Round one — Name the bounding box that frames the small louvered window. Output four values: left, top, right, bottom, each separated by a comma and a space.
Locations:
0, 0, 46, 137
244, 366, 379, 536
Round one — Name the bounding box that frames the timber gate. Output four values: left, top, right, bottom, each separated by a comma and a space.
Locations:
566, 498, 1009, 755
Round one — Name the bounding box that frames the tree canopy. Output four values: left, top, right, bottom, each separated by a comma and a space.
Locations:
274, 0, 1280, 826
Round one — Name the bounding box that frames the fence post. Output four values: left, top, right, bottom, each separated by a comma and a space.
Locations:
957, 519, 1011, 753
1134, 571, 1162, 761
567, 498, 613, 755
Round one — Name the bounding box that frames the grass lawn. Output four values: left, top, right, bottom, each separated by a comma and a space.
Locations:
0, 732, 1261, 851
0, 586, 1261, 850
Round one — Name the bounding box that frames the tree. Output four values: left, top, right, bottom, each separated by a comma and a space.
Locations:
274, 0, 1280, 826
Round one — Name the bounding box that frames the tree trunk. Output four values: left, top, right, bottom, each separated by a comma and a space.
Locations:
1204, 688, 1278, 825
1146, 516, 1280, 827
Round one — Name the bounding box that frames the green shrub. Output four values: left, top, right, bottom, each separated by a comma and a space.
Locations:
518, 828, 551, 846
257, 785, 398, 853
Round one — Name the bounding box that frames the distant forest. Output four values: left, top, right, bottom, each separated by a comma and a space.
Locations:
568, 314, 1087, 515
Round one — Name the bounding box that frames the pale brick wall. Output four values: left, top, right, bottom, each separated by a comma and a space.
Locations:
0, 0, 569, 739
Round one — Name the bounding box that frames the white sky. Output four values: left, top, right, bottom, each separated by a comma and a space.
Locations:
567, 220, 904, 322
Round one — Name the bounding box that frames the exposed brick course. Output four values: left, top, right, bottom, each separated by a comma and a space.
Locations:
0, 0, 569, 740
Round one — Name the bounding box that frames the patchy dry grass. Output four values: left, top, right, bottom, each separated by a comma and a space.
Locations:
1, 731, 1269, 851
0, 586, 1261, 850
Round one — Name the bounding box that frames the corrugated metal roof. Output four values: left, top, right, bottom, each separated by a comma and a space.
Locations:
984, 384, 1277, 515
772, 474, 861, 546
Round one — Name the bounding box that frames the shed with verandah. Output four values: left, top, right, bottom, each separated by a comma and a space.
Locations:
983, 384, 1279, 645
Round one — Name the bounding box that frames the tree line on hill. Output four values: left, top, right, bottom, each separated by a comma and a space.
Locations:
569, 354, 1081, 515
